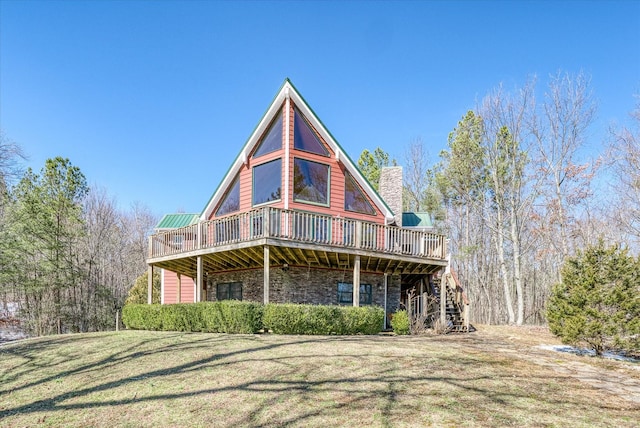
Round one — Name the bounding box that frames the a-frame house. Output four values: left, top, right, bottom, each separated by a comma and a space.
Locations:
147, 79, 467, 328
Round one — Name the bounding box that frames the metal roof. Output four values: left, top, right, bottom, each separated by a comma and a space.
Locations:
402, 212, 434, 228
155, 213, 200, 229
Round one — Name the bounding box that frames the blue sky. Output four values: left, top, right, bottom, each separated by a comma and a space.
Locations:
1, 0, 639, 217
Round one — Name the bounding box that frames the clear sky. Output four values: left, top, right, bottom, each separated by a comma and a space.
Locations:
1, 0, 639, 218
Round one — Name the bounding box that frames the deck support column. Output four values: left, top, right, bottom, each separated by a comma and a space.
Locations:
147, 265, 153, 304
177, 273, 182, 303
264, 245, 270, 304
383, 273, 388, 329
196, 256, 203, 302
440, 274, 447, 328
353, 255, 360, 307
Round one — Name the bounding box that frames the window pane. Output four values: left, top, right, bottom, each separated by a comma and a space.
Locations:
253, 114, 282, 158
253, 159, 282, 205
294, 108, 328, 156
337, 283, 372, 305
230, 283, 243, 301
337, 282, 353, 304
216, 174, 240, 216
360, 284, 372, 304
293, 158, 329, 205
216, 282, 243, 301
345, 172, 376, 215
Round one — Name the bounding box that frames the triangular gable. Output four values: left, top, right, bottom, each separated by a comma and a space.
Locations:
201, 79, 395, 223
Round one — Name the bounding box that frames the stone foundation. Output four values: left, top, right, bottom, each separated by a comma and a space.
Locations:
204, 266, 401, 312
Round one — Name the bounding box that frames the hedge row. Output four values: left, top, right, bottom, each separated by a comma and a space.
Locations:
122, 301, 384, 335
122, 301, 263, 334
263, 303, 384, 335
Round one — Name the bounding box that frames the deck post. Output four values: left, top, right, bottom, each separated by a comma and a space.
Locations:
196, 256, 203, 302
353, 255, 360, 307
440, 274, 447, 328
383, 273, 388, 329
177, 273, 182, 303
263, 245, 270, 304
147, 265, 153, 304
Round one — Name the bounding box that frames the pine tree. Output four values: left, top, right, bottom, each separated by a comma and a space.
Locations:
547, 241, 640, 356
126, 271, 161, 305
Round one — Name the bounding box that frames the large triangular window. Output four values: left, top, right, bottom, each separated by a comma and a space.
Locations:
345, 172, 376, 215
253, 113, 283, 158
216, 174, 240, 216
294, 108, 329, 156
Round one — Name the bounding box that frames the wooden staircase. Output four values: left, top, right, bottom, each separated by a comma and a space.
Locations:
438, 269, 473, 332
407, 266, 473, 333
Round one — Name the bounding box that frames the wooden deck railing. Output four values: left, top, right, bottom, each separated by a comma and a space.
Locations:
149, 207, 447, 261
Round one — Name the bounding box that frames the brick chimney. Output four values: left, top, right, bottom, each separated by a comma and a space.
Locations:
379, 166, 403, 227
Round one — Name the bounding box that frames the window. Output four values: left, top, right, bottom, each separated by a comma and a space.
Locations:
294, 108, 329, 156
293, 158, 329, 205
253, 114, 282, 158
345, 172, 376, 215
253, 159, 282, 206
337, 282, 372, 305
216, 282, 242, 301
216, 174, 240, 216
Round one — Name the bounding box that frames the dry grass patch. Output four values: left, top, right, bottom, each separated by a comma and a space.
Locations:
0, 327, 638, 427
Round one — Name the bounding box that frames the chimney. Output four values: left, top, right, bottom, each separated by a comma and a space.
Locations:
379, 166, 403, 227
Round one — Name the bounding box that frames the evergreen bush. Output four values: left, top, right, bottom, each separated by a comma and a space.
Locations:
547, 241, 640, 356
263, 303, 384, 335
391, 310, 410, 335
122, 301, 263, 334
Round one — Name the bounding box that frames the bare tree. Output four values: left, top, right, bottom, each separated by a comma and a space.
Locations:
403, 138, 431, 212
479, 80, 536, 325
531, 71, 598, 261
608, 98, 640, 249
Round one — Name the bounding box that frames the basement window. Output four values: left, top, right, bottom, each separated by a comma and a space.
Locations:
216, 282, 242, 301
337, 282, 372, 305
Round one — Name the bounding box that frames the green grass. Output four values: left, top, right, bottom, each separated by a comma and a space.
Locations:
0, 327, 638, 427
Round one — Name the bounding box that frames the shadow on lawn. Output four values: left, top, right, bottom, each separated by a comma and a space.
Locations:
0, 332, 634, 426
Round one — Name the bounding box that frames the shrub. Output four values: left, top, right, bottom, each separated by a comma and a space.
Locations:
125, 271, 161, 305
391, 310, 410, 335
200, 301, 263, 334
122, 301, 263, 334
547, 241, 640, 356
122, 304, 163, 330
264, 303, 384, 335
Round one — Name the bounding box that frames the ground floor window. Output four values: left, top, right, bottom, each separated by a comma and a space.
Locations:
337, 282, 372, 305
216, 282, 242, 301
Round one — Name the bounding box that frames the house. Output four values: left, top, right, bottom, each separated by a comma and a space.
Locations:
146, 79, 468, 329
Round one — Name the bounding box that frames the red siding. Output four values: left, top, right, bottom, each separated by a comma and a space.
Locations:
162, 270, 195, 304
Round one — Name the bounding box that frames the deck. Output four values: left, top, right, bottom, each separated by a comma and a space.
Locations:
148, 207, 448, 279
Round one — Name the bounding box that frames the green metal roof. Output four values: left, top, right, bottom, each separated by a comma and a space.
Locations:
156, 213, 200, 229
402, 212, 434, 228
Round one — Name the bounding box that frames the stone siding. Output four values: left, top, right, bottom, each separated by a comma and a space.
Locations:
205, 266, 401, 312
379, 167, 403, 226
